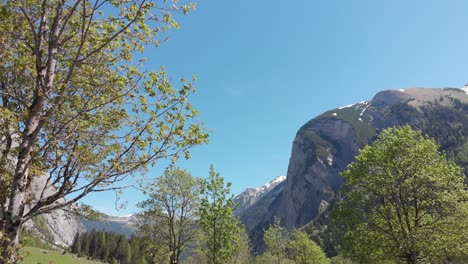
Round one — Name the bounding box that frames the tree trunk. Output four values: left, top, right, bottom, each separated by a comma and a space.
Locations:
1, 91, 47, 262
407, 251, 419, 264
0, 217, 22, 263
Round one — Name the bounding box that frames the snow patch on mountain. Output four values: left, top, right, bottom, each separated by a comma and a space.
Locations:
462, 85, 468, 95
338, 103, 355, 110
234, 176, 286, 215
358, 101, 371, 122
255, 176, 286, 193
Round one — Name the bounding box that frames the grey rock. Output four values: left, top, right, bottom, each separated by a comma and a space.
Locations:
23, 174, 85, 247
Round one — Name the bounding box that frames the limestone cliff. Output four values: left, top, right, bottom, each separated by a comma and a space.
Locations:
22, 175, 86, 247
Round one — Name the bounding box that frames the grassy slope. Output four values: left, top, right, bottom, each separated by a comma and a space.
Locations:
19, 247, 104, 264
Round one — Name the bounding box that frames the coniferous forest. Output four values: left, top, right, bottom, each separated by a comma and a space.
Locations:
71, 230, 146, 264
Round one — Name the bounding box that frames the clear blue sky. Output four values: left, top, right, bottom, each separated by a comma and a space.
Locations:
82, 0, 468, 215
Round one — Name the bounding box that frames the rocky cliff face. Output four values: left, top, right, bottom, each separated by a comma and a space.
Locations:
22, 175, 86, 247
242, 87, 467, 249
278, 118, 359, 229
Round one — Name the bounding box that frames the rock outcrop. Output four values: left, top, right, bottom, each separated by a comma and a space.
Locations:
278, 118, 358, 228
23, 174, 86, 247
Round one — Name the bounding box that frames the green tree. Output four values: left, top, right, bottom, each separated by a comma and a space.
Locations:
228, 226, 252, 264
263, 217, 289, 264
198, 165, 240, 264
335, 126, 468, 264
329, 255, 354, 264
138, 167, 200, 264
71, 233, 82, 256
0, 0, 207, 261
252, 253, 289, 264
287, 230, 329, 264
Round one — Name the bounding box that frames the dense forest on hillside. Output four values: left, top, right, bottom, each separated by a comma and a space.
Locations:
418, 99, 468, 176
71, 230, 146, 264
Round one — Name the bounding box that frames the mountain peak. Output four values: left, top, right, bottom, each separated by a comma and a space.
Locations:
255, 175, 286, 193
234, 176, 286, 215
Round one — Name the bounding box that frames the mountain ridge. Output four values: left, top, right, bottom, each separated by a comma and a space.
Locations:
234, 175, 286, 215
81, 213, 138, 237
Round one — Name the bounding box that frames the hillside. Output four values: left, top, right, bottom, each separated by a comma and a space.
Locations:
81, 214, 138, 237
19, 247, 104, 264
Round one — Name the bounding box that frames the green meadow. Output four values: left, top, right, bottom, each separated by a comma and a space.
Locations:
19, 246, 104, 264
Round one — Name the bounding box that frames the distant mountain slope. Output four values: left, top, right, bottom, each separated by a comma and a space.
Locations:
241, 87, 467, 252
81, 214, 138, 237
234, 176, 286, 215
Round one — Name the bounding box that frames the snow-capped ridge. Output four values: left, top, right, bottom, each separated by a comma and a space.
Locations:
462, 85, 468, 95
338, 103, 355, 110
358, 102, 372, 122
234, 175, 286, 215
255, 175, 286, 193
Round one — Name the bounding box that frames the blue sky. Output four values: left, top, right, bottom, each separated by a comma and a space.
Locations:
82, 0, 468, 215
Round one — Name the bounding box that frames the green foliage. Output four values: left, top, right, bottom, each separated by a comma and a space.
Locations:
260, 223, 330, 264
329, 255, 354, 264
418, 100, 468, 177
198, 165, 241, 264
19, 230, 55, 251
228, 227, 252, 264
301, 206, 342, 258
335, 125, 468, 264
287, 230, 330, 264
20, 246, 104, 264
182, 232, 207, 264
252, 252, 295, 264
263, 217, 289, 263
0, 0, 207, 258
70, 230, 146, 264
137, 167, 200, 264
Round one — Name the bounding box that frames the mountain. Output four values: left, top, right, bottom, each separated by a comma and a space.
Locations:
81, 214, 138, 237
239, 87, 467, 252
234, 176, 286, 215
22, 174, 86, 247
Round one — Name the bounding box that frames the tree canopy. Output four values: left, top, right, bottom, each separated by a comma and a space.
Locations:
335, 125, 468, 264
263, 217, 289, 263
262, 219, 329, 264
137, 167, 200, 264
0, 0, 207, 260
288, 230, 330, 264
198, 165, 241, 264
